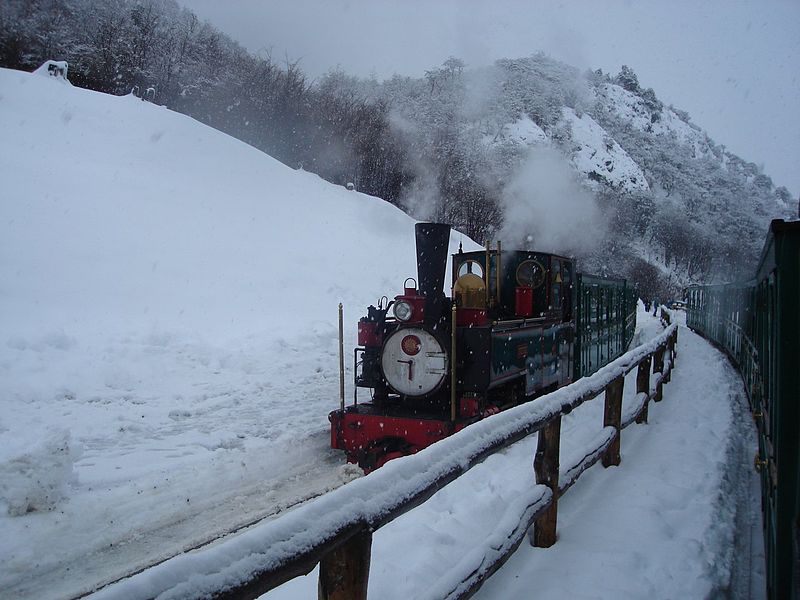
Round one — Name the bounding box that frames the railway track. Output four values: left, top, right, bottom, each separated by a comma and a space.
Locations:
5, 433, 359, 600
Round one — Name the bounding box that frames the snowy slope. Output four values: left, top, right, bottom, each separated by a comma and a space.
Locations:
0, 66, 479, 598
597, 82, 714, 159
561, 107, 650, 192
482, 115, 548, 148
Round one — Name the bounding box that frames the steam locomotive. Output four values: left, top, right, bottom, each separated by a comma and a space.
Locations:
330, 223, 637, 471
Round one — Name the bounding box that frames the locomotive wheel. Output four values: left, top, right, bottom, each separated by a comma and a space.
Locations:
358, 438, 410, 473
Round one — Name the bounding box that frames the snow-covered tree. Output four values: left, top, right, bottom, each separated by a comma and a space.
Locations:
1, 0, 794, 291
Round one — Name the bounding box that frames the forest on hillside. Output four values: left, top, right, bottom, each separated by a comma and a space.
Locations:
2, 0, 795, 299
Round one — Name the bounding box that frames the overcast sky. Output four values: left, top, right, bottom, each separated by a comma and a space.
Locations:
180, 0, 800, 199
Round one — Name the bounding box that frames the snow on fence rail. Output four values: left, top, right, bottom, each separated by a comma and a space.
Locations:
87, 323, 678, 600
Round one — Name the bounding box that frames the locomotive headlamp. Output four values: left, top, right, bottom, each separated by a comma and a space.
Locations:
393, 300, 413, 322
401, 334, 421, 356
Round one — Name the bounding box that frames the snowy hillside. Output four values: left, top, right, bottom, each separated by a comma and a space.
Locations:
1, 0, 792, 294
560, 107, 649, 193
379, 56, 793, 292
595, 82, 714, 158
0, 66, 478, 598
481, 108, 650, 193
482, 115, 548, 148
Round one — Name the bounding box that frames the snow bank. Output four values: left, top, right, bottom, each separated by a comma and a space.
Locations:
0, 65, 481, 598
0, 429, 81, 516
89, 322, 676, 599
33, 60, 71, 84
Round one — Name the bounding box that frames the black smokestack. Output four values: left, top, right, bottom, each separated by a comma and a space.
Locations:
415, 222, 451, 325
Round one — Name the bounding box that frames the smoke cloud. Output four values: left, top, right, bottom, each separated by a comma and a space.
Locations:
500, 147, 607, 256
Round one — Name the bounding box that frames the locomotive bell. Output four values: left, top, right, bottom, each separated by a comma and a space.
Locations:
415, 222, 451, 326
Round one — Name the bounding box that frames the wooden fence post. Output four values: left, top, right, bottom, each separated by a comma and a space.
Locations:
671, 328, 678, 366
318, 528, 372, 600
602, 376, 624, 467
664, 332, 676, 384
653, 346, 665, 402
532, 415, 561, 548
636, 356, 651, 424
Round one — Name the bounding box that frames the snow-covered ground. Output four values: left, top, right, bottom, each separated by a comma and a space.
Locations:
597, 82, 714, 160
0, 66, 762, 600
0, 65, 478, 598
264, 309, 764, 599
482, 115, 548, 148
561, 106, 650, 193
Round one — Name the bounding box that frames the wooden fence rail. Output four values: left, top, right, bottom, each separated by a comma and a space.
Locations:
89, 323, 678, 600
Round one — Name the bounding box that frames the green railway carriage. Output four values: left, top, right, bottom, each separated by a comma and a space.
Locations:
574, 273, 638, 380
687, 219, 800, 600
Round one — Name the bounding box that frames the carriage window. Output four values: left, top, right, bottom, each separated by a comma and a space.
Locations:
516, 259, 546, 288
457, 260, 484, 279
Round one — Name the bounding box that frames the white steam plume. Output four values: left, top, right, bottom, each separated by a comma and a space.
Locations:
500, 147, 607, 256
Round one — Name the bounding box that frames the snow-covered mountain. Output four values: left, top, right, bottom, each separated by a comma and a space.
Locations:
482, 108, 650, 194
595, 82, 713, 157
560, 106, 650, 193
378, 56, 794, 293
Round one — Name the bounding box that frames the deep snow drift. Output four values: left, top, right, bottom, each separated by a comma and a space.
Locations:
0, 66, 478, 598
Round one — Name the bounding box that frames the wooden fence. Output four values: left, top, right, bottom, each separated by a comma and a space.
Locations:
90, 322, 678, 600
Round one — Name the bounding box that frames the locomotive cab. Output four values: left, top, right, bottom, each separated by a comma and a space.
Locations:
452, 247, 574, 322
